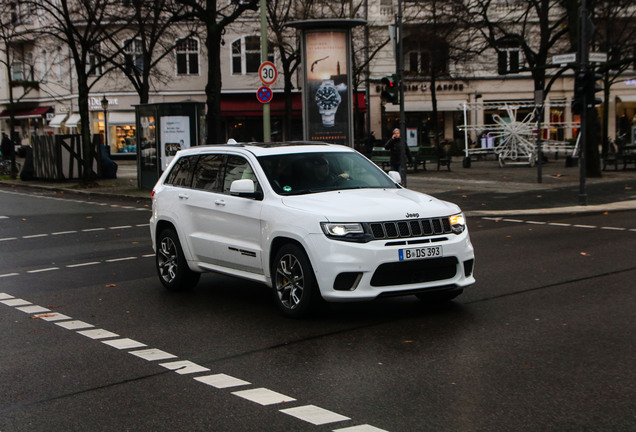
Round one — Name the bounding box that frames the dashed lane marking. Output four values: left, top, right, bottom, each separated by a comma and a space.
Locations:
482, 217, 634, 232
0, 292, 388, 431
0, 189, 150, 211
0, 224, 150, 243
5, 254, 153, 277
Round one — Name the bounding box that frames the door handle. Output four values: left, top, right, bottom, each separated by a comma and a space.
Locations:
178, 193, 189, 200
214, 200, 226, 206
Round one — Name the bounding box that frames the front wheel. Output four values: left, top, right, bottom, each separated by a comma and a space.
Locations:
156, 228, 200, 291
272, 244, 320, 318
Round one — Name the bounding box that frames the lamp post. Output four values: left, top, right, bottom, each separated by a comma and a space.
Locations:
101, 95, 109, 154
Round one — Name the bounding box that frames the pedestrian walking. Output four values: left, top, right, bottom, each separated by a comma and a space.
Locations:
384, 128, 411, 174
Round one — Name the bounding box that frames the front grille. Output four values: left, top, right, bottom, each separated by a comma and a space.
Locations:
368, 216, 452, 240
371, 257, 458, 287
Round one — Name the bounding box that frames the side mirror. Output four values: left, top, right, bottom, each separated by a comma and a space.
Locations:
388, 170, 402, 184
230, 179, 263, 200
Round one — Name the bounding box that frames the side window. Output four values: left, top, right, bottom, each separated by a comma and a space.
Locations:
192, 154, 224, 191
223, 155, 259, 194
165, 156, 198, 187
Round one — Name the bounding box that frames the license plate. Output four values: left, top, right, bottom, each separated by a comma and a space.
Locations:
398, 246, 443, 261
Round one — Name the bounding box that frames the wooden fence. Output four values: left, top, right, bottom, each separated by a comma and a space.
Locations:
30, 134, 102, 180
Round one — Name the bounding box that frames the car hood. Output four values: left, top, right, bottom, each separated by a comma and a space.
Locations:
280, 188, 460, 221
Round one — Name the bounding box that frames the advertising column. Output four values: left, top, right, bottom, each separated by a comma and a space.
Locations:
291, 20, 365, 147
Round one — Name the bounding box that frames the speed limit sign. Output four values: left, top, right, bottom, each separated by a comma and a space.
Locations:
258, 61, 278, 86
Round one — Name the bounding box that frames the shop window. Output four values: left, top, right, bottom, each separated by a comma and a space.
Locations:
123, 38, 143, 74
497, 37, 522, 75
231, 36, 273, 75
176, 38, 199, 75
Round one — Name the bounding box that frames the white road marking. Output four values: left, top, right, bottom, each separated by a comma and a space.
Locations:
232, 388, 296, 406
55, 320, 94, 330
160, 360, 210, 375
33, 312, 72, 321
66, 262, 100, 268
105, 257, 137, 263
109, 225, 132, 230
195, 373, 250, 388
334, 425, 389, 432
129, 348, 177, 361
16, 305, 50, 314
82, 228, 105, 232
52, 231, 78, 235
0, 273, 19, 278
0, 293, 386, 431
482, 217, 634, 233
0, 237, 18, 241
1, 298, 31, 306
102, 338, 147, 350
280, 405, 350, 425
77, 329, 120, 339
23, 234, 49, 239
0, 216, 8, 219
27, 267, 60, 273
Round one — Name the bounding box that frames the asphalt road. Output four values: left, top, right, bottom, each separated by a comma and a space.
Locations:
1, 186, 634, 432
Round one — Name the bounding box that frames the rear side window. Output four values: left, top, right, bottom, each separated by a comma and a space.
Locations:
192, 154, 224, 191
165, 155, 198, 187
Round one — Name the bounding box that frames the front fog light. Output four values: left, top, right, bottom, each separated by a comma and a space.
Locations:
449, 213, 466, 234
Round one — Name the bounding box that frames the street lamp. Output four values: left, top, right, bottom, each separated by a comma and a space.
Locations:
101, 95, 109, 153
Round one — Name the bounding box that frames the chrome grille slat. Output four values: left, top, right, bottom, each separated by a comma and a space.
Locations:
369, 217, 452, 240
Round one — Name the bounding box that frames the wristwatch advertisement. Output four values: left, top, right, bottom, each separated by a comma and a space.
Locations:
315, 79, 341, 127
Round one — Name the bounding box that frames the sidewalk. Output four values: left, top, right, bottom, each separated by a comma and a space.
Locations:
2, 157, 636, 216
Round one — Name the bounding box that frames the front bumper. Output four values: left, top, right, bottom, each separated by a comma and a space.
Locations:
304, 230, 475, 302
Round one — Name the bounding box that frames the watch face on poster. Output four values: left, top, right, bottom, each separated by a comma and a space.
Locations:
315, 80, 342, 127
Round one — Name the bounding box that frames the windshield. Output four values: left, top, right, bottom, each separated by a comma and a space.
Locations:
257, 151, 399, 195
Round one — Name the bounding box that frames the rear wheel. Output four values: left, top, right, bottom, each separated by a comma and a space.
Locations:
272, 244, 320, 318
156, 229, 200, 291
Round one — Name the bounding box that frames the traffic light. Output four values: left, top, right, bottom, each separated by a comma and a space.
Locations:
571, 70, 586, 115
586, 70, 602, 108
381, 74, 399, 104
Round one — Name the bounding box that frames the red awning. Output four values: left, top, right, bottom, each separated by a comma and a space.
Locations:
0, 106, 53, 119
220, 92, 366, 116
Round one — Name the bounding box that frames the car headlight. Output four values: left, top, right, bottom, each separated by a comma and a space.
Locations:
320, 222, 372, 243
449, 213, 466, 234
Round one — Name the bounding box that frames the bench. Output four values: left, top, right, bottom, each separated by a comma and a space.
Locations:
603, 144, 636, 171
415, 146, 451, 171
370, 146, 390, 169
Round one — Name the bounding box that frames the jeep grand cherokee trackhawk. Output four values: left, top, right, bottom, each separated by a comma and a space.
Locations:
150, 142, 475, 317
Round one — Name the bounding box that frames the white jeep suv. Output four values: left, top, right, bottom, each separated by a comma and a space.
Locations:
150, 142, 475, 317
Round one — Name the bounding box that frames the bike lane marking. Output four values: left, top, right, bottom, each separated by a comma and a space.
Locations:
0, 291, 388, 432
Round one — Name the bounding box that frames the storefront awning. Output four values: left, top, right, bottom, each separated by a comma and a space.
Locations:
384, 100, 467, 113
0, 106, 53, 119
48, 114, 67, 128
220, 92, 366, 116
617, 95, 636, 103
108, 112, 135, 124
65, 113, 81, 128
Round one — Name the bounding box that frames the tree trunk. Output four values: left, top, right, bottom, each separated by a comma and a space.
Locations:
205, 25, 224, 144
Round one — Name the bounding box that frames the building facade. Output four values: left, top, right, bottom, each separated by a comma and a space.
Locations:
1, 0, 635, 159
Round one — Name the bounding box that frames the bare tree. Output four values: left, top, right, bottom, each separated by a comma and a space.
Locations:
266, 0, 314, 140
175, 0, 259, 144
588, 0, 636, 155
30, 0, 131, 182
101, 0, 199, 104
0, 1, 35, 177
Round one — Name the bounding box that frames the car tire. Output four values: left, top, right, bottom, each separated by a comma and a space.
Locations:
415, 289, 463, 303
272, 244, 320, 318
156, 228, 200, 291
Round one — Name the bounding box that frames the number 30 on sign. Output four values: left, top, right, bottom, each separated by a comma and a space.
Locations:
258, 61, 278, 86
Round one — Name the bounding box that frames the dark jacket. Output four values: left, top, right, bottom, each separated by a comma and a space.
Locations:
384, 137, 411, 167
